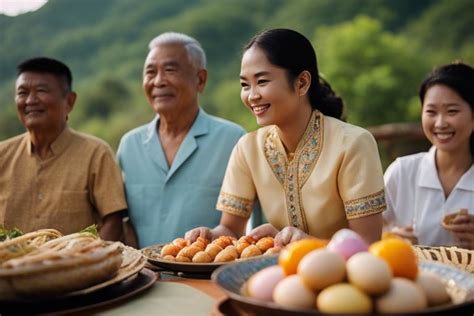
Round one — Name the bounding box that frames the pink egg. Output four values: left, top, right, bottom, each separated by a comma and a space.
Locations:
327, 229, 368, 260
247, 265, 285, 301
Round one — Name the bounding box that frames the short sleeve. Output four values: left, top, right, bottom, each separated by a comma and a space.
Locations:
382, 158, 401, 227
216, 140, 256, 218
90, 144, 128, 217
338, 130, 386, 220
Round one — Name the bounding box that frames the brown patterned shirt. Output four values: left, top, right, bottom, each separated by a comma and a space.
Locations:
0, 128, 127, 234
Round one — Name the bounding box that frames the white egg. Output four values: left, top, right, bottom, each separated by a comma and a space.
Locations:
297, 249, 346, 290
273, 275, 316, 309
416, 270, 451, 306
317, 283, 372, 314
376, 278, 428, 313
346, 252, 392, 295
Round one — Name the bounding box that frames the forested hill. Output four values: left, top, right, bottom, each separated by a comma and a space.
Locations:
1, 0, 473, 153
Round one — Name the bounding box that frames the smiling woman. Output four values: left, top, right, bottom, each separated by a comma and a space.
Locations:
383, 62, 474, 249
0, 0, 48, 16
186, 28, 386, 247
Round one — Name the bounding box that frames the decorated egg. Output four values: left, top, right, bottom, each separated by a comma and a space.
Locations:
247, 265, 285, 301
327, 229, 369, 260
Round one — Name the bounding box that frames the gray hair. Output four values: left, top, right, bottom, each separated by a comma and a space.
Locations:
148, 32, 206, 69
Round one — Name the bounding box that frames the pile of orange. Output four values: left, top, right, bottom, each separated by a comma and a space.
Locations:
278, 238, 328, 275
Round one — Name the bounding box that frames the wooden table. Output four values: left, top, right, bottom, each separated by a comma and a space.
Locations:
164, 276, 227, 301
157, 270, 228, 315
49, 268, 228, 315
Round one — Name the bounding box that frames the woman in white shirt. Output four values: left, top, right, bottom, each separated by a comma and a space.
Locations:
384, 62, 474, 249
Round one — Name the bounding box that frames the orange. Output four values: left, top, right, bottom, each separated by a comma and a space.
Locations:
381, 231, 402, 240
369, 238, 418, 280
278, 238, 328, 276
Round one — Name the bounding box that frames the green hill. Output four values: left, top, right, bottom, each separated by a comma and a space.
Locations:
1, 0, 472, 153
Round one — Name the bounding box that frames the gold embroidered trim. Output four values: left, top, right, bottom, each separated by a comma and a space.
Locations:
296, 111, 323, 187
284, 161, 309, 231
263, 111, 323, 232
263, 127, 287, 185
217, 191, 253, 218
344, 189, 386, 219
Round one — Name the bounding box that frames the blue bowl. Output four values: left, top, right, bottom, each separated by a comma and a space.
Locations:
212, 255, 319, 315
212, 256, 474, 315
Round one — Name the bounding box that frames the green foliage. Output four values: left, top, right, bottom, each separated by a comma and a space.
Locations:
407, 0, 474, 50
77, 77, 131, 119
316, 16, 428, 126
0, 226, 24, 241
210, 79, 258, 132
0, 0, 472, 156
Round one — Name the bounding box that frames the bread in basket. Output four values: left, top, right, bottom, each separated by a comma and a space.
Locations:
0, 231, 123, 298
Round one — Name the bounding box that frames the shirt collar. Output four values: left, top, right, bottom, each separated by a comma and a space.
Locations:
26, 127, 72, 157
143, 108, 209, 144
50, 127, 73, 155
418, 146, 474, 191
418, 146, 442, 189
457, 163, 474, 191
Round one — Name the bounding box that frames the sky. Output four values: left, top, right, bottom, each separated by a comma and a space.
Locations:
0, 0, 48, 16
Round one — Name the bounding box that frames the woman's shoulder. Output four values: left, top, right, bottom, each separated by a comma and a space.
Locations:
323, 117, 378, 152
324, 116, 373, 141
238, 126, 273, 145
395, 151, 428, 164
386, 151, 429, 176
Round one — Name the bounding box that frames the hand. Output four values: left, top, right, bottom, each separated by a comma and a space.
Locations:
248, 223, 279, 241
443, 213, 474, 250
184, 226, 212, 242
274, 226, 312, 247
389, 225, 418, 245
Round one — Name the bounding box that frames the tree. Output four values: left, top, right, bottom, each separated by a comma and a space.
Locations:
316, 16, 429, 126
76, 77, 131, 119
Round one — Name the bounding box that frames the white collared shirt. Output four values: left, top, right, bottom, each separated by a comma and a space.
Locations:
384, 146, 474, 246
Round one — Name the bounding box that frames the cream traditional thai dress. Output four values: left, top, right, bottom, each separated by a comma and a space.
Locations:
217, 110, 386, 239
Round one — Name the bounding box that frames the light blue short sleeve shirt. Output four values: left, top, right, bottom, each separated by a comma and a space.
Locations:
117, 109, 245, 247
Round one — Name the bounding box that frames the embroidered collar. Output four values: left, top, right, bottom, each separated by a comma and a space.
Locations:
263, 110, 323, 232
264, 110, 323, 187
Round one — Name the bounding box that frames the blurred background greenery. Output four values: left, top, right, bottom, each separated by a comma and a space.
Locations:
1, 0, 473, 168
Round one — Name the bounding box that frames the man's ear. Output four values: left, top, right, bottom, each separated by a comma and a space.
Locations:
296, 70, 311, 96
66, 91, 77, 113
196, 69, 208, 93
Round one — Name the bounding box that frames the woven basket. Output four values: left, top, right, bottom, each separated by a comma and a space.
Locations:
413, 245, 474, 273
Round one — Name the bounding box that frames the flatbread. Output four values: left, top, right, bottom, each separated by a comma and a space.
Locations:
0, 242, 122, 297
443, 208, 469, 226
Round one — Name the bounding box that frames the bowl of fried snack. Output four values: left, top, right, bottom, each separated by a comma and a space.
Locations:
142, 235, 280, 274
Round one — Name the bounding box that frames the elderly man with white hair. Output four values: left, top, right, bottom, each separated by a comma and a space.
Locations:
117, 32, 246, 247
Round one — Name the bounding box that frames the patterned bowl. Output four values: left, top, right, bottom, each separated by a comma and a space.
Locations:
212, 255, 474, 315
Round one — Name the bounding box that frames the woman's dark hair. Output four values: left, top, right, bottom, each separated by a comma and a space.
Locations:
419, 62, 474, 156
243, 28, 344, 120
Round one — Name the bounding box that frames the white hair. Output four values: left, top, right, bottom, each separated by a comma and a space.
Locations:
148, 32, 207, 69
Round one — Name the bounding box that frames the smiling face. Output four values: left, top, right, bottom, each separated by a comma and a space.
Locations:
422, 84, 474, 154
143, 43, 206, 116
240, 46, 305, 127
15, 72, 75, 133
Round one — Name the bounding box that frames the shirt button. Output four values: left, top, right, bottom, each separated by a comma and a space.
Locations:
38, 193, 43, 200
